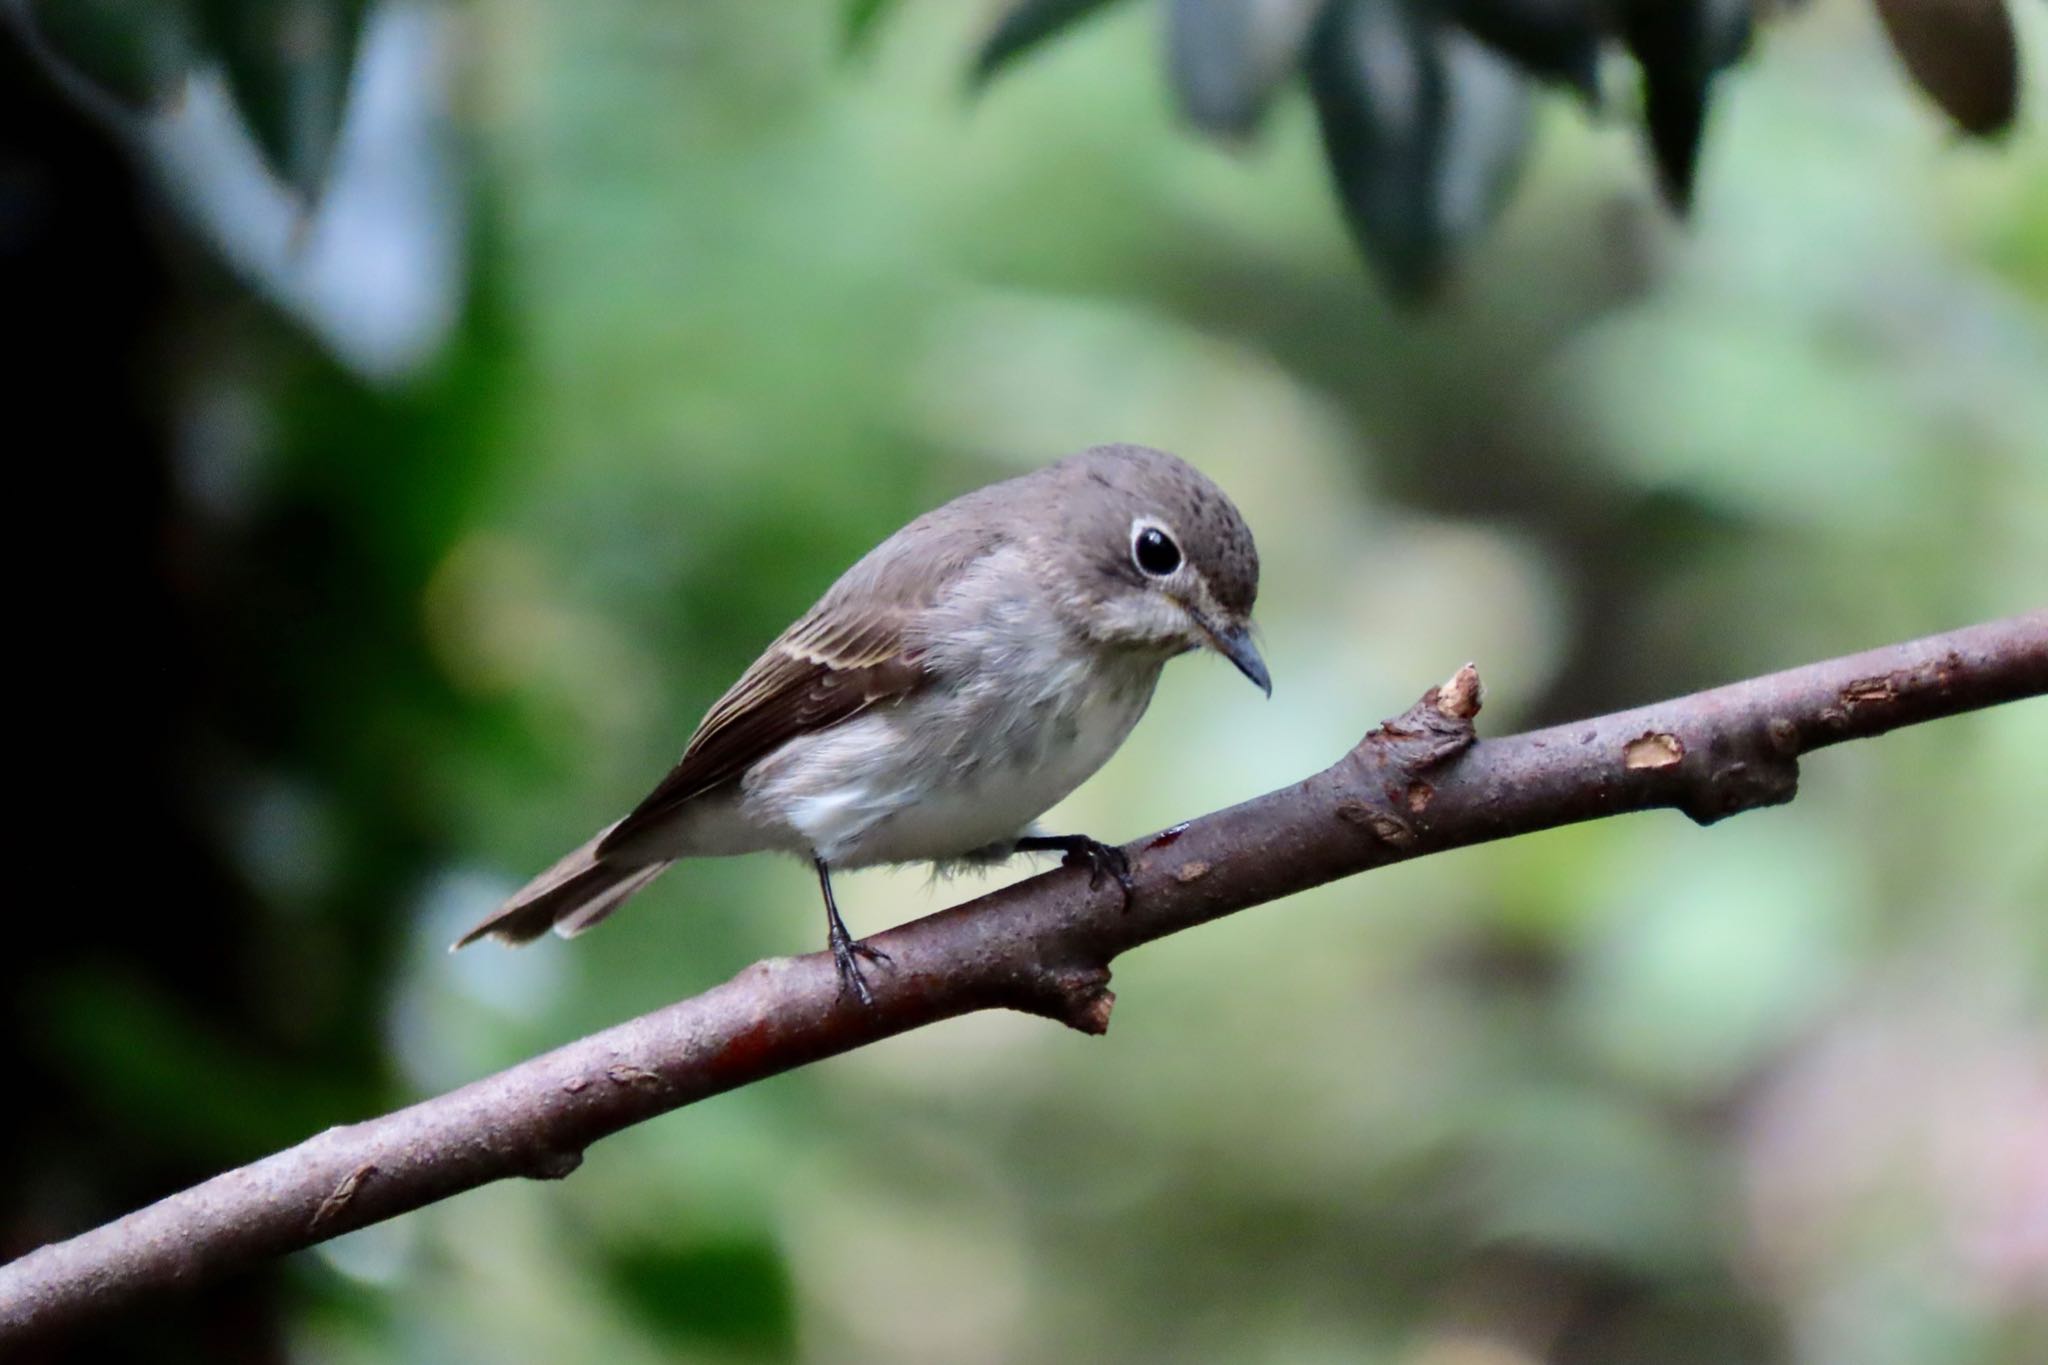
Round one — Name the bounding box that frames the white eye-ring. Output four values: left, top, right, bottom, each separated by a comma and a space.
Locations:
1131, 520, 1182, 578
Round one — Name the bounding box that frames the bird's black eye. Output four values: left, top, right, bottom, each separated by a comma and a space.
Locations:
1132, 525, 1182, 577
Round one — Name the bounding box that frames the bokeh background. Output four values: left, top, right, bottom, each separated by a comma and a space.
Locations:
5, 1, 2046, 1362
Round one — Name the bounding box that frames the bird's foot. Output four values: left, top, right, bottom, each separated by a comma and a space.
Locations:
1017, 834, 1136, 910
828, 921, 892, 1006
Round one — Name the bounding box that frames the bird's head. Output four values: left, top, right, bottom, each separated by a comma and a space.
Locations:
1049, 444, 1269, 695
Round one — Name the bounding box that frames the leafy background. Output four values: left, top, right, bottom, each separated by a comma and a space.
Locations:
4, 1, 2045, 1362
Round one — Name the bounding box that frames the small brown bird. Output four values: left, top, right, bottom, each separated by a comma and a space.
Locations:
455, 443, 1268, 1001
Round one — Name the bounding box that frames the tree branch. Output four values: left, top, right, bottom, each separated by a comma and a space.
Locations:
5, 613, 2044, 1342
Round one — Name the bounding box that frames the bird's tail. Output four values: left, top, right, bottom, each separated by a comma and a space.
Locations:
452, 824, 670, 949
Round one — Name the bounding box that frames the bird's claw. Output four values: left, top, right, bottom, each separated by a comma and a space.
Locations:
1016, 833, 1137, 910
829, 929, 891, 1006
1062, 839, 1136, 910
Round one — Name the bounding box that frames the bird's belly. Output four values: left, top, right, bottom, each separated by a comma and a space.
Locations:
744, 661, 1158, 868
850, 733, 1111, 865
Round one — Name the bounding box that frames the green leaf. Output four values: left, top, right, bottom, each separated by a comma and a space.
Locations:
1870, 0, 2018, 138
1446, 0, 1603, 103
195, 0, 370, 203
1307, 0, 1533, 299
27, 0, 196, 110
36, 969, 365, 1158
971, 0, 1131, 88
1164, 0, 1325, 139
842, 0, 897, 55
1615, 0, 1754, 213
604, 1239, 797, 1354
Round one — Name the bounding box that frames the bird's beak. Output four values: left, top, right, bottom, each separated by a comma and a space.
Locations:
1201, 617, 1272, 697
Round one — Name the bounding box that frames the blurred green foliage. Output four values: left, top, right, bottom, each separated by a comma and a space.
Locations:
21, 0, 2025, 292
5, 1, 2047, 1363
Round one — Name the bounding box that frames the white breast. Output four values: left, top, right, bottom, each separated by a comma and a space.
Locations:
734, 651, 1157, 868
855, 662, 1155, 865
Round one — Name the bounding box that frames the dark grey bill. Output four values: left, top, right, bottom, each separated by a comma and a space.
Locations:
1207, 620, 1272, 697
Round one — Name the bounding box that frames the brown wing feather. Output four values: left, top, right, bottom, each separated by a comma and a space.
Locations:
598, 502, 1006, 855
599, 613, 925, 852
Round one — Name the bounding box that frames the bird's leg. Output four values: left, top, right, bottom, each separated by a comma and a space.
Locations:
1015, 834, 1135, 908
815, 856, 889, 1005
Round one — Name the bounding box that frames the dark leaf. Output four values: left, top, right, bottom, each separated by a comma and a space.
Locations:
1870, 0, 2018, 137
1307, 0, 1445, 294
1616, 0, 1753, 213
1165, 0, 1326, 138
1446, 0, 1603, 103
1307, 0, 1533, 299
1435, 26, 1536, 244
971, 0, 1131, 87
26, 0, 196, 110
195, 0, 369, 202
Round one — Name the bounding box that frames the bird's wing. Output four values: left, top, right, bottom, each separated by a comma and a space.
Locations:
598, 505, 1006, 854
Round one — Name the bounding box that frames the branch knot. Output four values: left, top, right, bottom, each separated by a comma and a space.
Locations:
1011, 961, 1116, 1035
